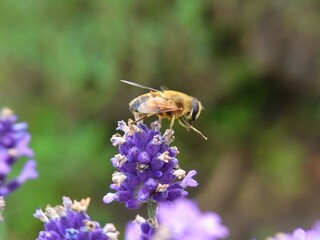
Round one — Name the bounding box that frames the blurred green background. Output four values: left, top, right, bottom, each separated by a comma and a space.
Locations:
1, 0, 320, 239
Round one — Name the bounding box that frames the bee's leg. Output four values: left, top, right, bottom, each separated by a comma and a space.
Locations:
134, 115, 147, 123
133, 113, 143, 122
158, 116, 163, 124
169, 117, 175, 129
133, 113, 155, 124
178, 118, 207, 140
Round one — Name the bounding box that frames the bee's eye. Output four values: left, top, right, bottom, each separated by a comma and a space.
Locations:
191, 99, 200, 121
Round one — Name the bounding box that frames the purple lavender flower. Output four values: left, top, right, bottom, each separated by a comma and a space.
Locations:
0, 107, 38, 196
103, 120, 198, 209
125, 198, 229, 240
267, 221, 320, 240
34, 196, 119, 240
125, 215, 156, 240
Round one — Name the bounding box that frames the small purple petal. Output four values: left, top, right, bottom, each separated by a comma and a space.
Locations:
127, 147, 140, 161
34, 208, 49, 222
0, 186, 10, 196
168, 146, 179, 157
116, 120, 129, 133
0, 150, 8, 161
117, 191, 135, 202
150, 134, 162, 145
138, 151, 151, 164
153, 170, 163, 178
133, 131, 149, 149
140, 222, 152, 235
159, 171, 175, 184
201, 213, 230, 238
38, 231, 62, 240
125, 222, 141, 240
1, 160, 38, 195
167, 188, 188, 201
62, 196, 73, 210
12, 122, 28, 131
152, 191, 169, 202
0, 160, 10, 175
146, 142, 161, 157
17, 159, 38, 183
144, 178, 158, 191
119, 143, 132, 156
180, 170, 198, 188
103, 193, 117, 204
15, 134, 34, 158
162, 129, 175, 144
125, 199, 142, 209
65, 228, 79, 239
137, 188, 151, 202
125, 173, 140, 187
150, 121, 161, 131
150, 155, 164, 170
111, 154, 128, 169
110, 133, 126, 146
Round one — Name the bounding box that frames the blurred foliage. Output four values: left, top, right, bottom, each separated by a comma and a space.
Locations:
1, 0, 320, 239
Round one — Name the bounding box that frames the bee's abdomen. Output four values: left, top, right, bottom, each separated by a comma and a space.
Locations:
129, 94, 150, 112
129, 99, 140, 112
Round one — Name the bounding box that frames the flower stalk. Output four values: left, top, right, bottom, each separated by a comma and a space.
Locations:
147, 199, 157, 219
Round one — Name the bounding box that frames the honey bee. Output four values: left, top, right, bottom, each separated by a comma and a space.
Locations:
121, 80, 207, 140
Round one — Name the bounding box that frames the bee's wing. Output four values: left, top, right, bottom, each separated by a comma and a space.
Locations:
138, 96, 181, 114
121, 80, 160, 92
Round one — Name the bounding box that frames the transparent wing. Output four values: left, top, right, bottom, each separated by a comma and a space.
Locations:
138, 96, 181, 114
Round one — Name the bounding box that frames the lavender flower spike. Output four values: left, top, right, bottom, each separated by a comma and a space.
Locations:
0, 107, 38, 196
154, 198, 229, 240
266, 221, 320, 240
34, 196, 120, 240
125, 198, 229, 240
104, 120, 198, 209
125, 214, 156, 240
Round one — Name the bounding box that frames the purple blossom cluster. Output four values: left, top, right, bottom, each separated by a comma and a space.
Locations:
267, 221, 320, 240
0, 107, 38, 196
34, 196, 119, 240
125, 198, 229, 240
103, 120, 198, 209
125, 214, 156, 240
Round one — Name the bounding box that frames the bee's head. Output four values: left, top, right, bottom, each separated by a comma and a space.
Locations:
186, 98, 203, 124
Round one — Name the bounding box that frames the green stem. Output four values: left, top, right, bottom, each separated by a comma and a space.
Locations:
147, 199, 157, 219
0, 222, 7, 240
